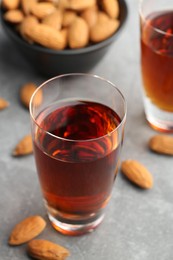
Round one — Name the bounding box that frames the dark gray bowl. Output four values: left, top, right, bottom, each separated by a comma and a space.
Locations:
1, 0, 128, 77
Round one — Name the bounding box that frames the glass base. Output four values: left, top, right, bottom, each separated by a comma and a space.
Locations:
46, 204, 105, 236
144, 97, 173, 133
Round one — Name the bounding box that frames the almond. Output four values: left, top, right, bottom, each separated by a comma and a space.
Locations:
2, 0, 20, 10
21, 0, 38, 15
69, 0, 96, 11
42, 0, 59, 3
121, 160, 153, 189
20, 16, 39, 43
0, 97, 9, 110
27, 239, 70, 260
4, 9, 24, 23
61, 28, 68, 46
90, 16, 119, 42
81, 6, 98, 28
97, 11, 110, 23
68, 17, 89, 48
43, 0, 59, 3
42, 10, 63, 30
22, 23, 67, 50
62, 10, 77, 27
149, 135, 173, 155
102, 0, 119, 19
20, 82, 41, 108
9, 216, 46, 245
31, 2, 56, 20
58, 0, 70, 9
12, 135, 33, 156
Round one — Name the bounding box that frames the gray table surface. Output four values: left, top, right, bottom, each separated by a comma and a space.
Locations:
1, 0, 173, 259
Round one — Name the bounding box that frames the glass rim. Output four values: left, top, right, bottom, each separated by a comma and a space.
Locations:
29, 73, 127, 143
139, 0, 173, 37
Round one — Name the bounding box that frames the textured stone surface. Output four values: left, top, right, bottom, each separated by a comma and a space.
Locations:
0, 0, 173, 259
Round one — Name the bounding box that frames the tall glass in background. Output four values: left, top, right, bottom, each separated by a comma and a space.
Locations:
30, 74, 126, 236
140, 0, 173, 132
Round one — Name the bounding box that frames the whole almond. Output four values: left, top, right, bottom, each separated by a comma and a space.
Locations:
68, 17, 89, 48
2, 0, 20, 10
13, 135, 33, 156
9, 216, 46, 245
81, 6, 98, 28
62, 10, 77, 27
0, 97, 9, 110
28, 239, 70, 260
20, 83, 41, 108
42, 0, 59, 3
97, 11, 110, 23
21, 0, 37, 15
121, 160, 153, 189
90, 17, 119, 42
102, 0, 119, 19
42, 10, 63, 30
31, 3, 56, 19
69, 0, 96, 11
149, 135, 173, 155
20, 16, 39, 43
43, 0, 59, 3
4, 10, 24, 23
61, 28, 68, 45
58, 0, 70, 9
22, 23, 67, 50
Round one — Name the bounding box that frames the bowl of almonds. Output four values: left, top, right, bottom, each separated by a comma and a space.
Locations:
1, 0, 128, 76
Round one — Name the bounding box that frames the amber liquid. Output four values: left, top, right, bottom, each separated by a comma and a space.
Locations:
141, 11, 173, 112
33, 100, 121, 219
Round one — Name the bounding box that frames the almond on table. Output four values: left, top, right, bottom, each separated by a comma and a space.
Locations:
12, 134, 33, 156
121, 160, 153, 189
149, 135, 173, 156
9, 216, 46, 246
27, 239, 70, 260
20, 82, 42, 108
20, 82, 37, 108
0, 97, 9, 110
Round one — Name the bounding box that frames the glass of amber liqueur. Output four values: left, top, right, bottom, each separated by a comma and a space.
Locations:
30, 73, 126, 235
140, 0, 173, 132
